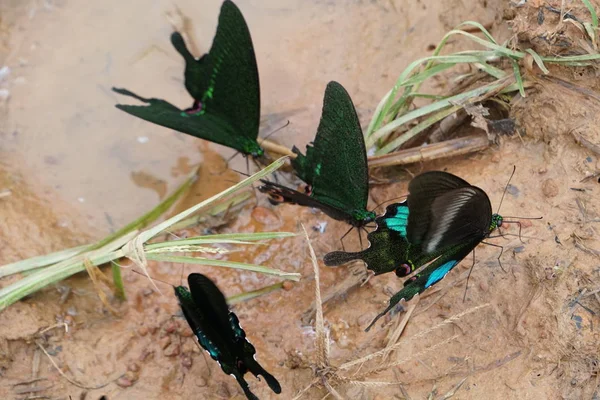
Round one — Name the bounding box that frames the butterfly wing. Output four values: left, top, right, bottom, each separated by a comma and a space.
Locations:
309, 82, 370, 214
407, 171, 492, 254
258, 180, 355, 223
324, 203, 421, 276
113, 88, 250, 152
365, 240, 478, 331
186, 0, 260, 144
229, 313, 282, 394
113, 1, 261, 155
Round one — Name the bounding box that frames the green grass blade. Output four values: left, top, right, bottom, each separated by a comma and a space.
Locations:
582, 0, 599, 28
366, 79, 508, 148
0, 245, 88, 278
375, 105, 462, 155
525, 49, 550, 74
92, 168, 198, 250
130, 157, 287, 245
167, 191, 252, 232
144, 232, 296, 252
454, 21, 498, 44
111, 262, 126, 300
511, 59, 526, 97
144, 254, 301, 281
227, 282, 285, 305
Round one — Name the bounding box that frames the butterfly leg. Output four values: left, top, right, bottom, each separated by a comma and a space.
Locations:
481, 241, 505, 272
462, 248, 476, 302
339, 226, 354, 251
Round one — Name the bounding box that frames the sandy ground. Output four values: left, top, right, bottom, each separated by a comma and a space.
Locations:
2, 0, 600, 399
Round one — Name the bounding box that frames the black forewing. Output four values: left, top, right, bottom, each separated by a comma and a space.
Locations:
187, 273, 235, 343
298, 81, 370, 213
407, 171, 492, 253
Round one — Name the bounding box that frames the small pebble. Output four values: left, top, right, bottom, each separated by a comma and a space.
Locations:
164, 320, 178, 334
163, 343, 180, 357
251, 206, 280, 226
0, 66, 10, 81
137, 326, 148, 337
542, 178, 559, 198
127, 362, 140, 373
282, 281, 293, 291
479, 280, 489, 292
138, 349, 154, 362
196, 377, 207, 387
520, 219, 533, 228
181, 354, 193, 368
179, 325, 194, 337
159, 336, 171, 350
116, 376, 134, 388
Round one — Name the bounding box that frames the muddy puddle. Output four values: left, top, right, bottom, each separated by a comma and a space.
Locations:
2, 0, 600, 399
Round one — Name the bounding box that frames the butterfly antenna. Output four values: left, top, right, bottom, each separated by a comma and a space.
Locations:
179, 264, 185, 287
496, 165, 516, 214
261, 120, 290, 142
370, 195, 408, 213
131, 269, 174, 287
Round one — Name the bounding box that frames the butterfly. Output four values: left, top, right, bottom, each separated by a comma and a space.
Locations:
324, 171, 507, 331
113, 0, 264, 159
258, 81, 375, 233
175, 273, 281, 400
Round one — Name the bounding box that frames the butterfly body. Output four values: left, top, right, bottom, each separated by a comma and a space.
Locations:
324, 171, 504, 330
113, 0, 264, 158
259, 81, 375, 228
175, 274, 281, 400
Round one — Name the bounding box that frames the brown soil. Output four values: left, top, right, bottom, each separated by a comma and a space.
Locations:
1, 0, 600, 399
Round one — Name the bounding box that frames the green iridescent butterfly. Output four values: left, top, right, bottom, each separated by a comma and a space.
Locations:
175, 273, 281, 400
258, 81, 375, 231
325, 171, 509, 331
113, 0, 264, 158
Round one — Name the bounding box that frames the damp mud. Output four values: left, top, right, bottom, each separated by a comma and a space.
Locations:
1, 0, 600, 399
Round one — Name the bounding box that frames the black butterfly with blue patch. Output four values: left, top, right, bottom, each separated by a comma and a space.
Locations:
174, 273, 281, 400
324, 171, 508, 331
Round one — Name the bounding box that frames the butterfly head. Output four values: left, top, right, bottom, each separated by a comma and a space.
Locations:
243, 142, 264, 159
490, 213, 503, 231
352, 209, 376, 226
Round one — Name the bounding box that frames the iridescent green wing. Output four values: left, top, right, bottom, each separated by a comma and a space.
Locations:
113, 0, 262, 156
296, 81, 372, 222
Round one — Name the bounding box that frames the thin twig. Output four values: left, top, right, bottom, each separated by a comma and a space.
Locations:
35, 341, 112, 390
383, 302, 417, 362
367, 135, 489, 168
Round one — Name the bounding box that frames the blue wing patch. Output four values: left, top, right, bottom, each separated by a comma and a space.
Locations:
384, 204, 409, 237
425, 260, 458, 288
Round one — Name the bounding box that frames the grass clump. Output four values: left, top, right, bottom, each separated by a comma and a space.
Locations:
0, 157, 299, 311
